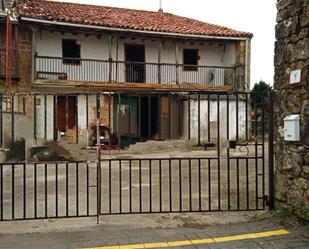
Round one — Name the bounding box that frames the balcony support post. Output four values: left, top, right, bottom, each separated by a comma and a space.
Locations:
115, 36, 119, 82
108, 36, 113, 82
175, 43, 179, 84
158, 41, 162, 84
31, 28, 37, 82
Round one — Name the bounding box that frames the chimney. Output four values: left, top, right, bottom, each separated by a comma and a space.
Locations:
158, 0, 163, 12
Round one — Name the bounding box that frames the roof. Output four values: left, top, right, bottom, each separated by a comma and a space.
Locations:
17, 0, 252, 39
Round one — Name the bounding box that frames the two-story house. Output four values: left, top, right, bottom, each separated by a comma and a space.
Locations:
0, 0, 252, 149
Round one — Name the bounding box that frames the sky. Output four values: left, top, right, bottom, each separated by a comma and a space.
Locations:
56, 0, 277, 86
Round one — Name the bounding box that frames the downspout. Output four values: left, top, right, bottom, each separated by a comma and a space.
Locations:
245, 38, 250, 91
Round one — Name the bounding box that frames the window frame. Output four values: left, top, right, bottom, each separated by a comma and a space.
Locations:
183, 48, 199, 71
62, 39, 81, 65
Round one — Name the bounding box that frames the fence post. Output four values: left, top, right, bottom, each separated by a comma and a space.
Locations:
268, 91, 275, 210
96, 121, 101, 223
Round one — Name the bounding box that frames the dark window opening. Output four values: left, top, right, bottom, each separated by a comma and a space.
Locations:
183, 49, 199, 71
125, 44, 145, 83
62, 39, 81, 65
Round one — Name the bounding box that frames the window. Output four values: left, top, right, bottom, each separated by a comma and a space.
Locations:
62, 39, 81, 65
183, 49, 199, 71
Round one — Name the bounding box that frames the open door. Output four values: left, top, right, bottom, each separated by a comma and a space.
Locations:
56, 96, 77, 140
125, 44, 145, 83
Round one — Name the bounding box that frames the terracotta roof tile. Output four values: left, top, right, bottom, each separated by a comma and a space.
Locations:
18, 0, 253, 38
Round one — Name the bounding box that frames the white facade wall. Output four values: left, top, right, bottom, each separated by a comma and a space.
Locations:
182, 99, 248, 142
35, 31, 236, 84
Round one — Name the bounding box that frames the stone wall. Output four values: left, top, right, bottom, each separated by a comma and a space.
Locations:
274, 0, 309, 220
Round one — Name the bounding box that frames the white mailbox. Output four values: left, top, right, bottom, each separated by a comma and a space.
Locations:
284, 114, 300, 141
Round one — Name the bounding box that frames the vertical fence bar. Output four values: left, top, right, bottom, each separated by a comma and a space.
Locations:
149, 159, 152, 212
138, 95, 141, 139
236, 93, 239, 141
75, 96, 79, 144
76, 162, 79, 216
169, 94, 172, 140
0, 165, 2, 220
34, 164, 37, 218
139, 160, 142, 213
129, 160, 132, 213
217, 95, 221, 210
227, 149, 231, 210
86, 95, 89, 145
33, 94, 37, 140
207, 93, 211, 142
261, 94, 266, 210
178, 94, 181, 136
108, 92, 111, 128
97, 136, 101, 222
179, 159, 182, 211
246, 158, 249, 210
44, 94, 47, 140
208, 159, 211, 211
159, 159, 162, 212
45, 163, 48, 218
86, 163, 89, 216
188, 93, 191, 140
158, 94, 161, 140
119, 160, 122, 214
268, 92, 275, 210
66, 162, 69, 217
65, 95, 69, 136
0, 94, 3, 148
11, 164, 14, 219
169, 159, 172, 212
148, 96, 151, 138
55, 163, 58, 217
189, 159, 192, 211
117, 94, 121, 144
54, 95, 57, 140
198, 93, 201, 146
254, 93, 258, 210
245, 93, 248, 141
108, 160, 111, 214
236, 158, 240, 210
198, 159, 201, 211
11, 94, 15, 143
23, 163, 26, 219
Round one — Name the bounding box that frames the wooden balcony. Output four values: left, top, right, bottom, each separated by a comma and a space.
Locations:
34, 55, 240, 91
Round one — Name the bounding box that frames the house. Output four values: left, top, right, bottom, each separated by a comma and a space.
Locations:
0, 0, 252, 150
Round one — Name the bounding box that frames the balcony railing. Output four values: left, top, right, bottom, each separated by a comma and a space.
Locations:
35, 55, 237, 87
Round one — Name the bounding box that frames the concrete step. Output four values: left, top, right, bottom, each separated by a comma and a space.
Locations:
127, 140, 189, 153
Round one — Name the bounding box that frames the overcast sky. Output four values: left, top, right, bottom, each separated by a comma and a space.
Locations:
56, 0, 277, 86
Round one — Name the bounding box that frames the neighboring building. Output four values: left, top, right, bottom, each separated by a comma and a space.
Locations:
0, 0, 252, 148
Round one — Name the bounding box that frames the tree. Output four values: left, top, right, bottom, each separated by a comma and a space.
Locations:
250, 80, 273, 110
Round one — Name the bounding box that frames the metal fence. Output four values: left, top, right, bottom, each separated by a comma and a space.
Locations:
0, 155, 269, 221
0, 91, 274, 222
35, 55, 236, 86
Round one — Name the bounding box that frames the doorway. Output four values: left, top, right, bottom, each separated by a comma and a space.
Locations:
140, 96, 159, 139
125, 44, 145, 83
56, 96, 77, 139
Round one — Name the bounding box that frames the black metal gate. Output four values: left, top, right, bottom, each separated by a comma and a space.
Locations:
0, 92, 274, 221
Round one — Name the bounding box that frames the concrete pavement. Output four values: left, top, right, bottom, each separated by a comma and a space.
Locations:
0, 216, 308, 249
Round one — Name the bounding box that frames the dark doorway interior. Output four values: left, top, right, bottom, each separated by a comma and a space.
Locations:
140, 96, 159, 139
56, 96, 77, 135
125, 44, 145, 83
